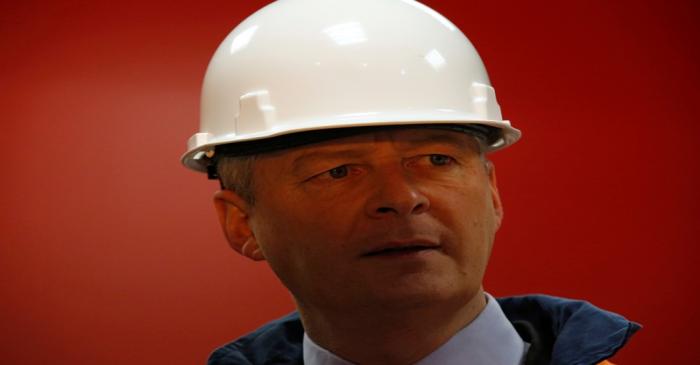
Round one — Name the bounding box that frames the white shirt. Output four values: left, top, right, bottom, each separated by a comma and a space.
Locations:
303, 293, 528, 365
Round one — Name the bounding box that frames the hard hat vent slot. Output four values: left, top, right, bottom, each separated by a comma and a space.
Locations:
469, 82, 502, 121
236, 90, 277, 135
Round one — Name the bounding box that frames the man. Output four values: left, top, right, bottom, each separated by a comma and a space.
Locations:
182, 1, 640, 364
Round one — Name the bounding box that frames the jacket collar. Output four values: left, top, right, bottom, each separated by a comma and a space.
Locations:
208, 294, 640, 365
497, 295, 641, 365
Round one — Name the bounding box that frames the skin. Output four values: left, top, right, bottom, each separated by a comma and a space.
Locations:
214, 127, 503, 365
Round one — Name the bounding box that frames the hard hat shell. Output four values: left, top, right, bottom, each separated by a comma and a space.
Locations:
182, 0, 521, 173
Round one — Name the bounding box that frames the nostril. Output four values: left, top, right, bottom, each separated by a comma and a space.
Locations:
365, 180, 431, 217
412, 202, 427, 214
374, 202, 428, 215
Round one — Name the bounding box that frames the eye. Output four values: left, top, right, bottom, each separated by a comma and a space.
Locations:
429, 154, 453, 166
327, 165, 349, 179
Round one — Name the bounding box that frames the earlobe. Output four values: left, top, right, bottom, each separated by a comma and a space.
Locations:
213, 190, 265, 261
486, 161, 504, 229
240, 236, 265, 261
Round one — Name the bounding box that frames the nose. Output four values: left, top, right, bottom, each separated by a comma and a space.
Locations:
364, 168, 430, 218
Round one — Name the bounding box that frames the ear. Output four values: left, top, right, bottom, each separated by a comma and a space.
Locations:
213, 190, 265, 261
485, 161, 504, 230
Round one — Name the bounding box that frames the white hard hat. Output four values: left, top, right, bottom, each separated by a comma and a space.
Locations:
182, 0, 521, 175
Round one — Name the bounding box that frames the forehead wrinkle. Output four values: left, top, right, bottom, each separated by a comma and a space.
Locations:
290, 145, 372, 172
387, 129, 481, 153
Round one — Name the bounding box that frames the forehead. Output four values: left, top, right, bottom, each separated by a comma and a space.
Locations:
268, 127, 481, 159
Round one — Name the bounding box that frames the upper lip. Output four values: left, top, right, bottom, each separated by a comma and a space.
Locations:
361, 239, 441, 257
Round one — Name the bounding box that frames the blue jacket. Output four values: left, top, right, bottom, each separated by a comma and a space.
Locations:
208, 295, 640, 365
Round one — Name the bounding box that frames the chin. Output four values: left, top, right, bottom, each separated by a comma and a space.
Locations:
366, 279, 476, 310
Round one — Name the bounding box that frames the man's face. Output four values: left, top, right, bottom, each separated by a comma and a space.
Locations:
221, 128, 503, 314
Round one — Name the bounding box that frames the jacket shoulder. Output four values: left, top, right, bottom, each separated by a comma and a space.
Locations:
207, 312, 304, 365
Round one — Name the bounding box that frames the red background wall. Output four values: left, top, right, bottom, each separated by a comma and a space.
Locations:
1, 0, 698, 363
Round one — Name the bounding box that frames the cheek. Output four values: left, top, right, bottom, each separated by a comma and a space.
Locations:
249, 199, 361, 303
433, 183, 497, 259
436, 176, 496, 220
250, 197, 351, 269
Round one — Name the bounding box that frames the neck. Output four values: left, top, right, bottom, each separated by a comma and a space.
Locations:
298, 289, 487, 365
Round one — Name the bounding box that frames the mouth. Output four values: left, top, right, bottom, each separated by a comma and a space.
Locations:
361, 241, 441, 258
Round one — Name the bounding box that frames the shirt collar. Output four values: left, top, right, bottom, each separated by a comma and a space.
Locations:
303, 293, 528, 365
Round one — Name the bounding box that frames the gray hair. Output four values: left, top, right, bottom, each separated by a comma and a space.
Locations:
217, 155, 257, 205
